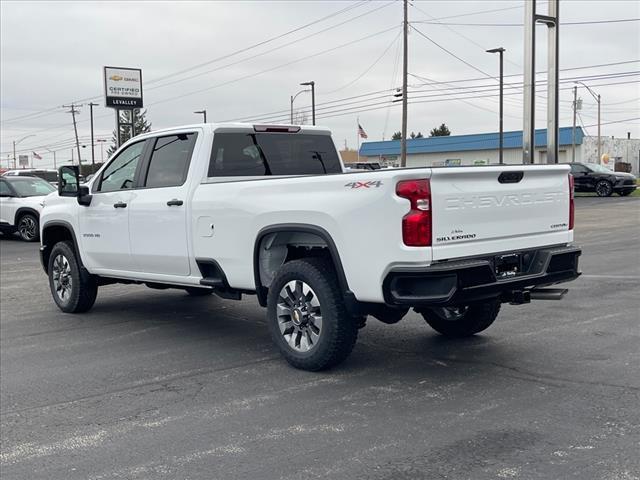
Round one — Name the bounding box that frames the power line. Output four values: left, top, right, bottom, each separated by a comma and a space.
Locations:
412, 18, 640, 26
0, 0, 372, 126
146, 1, 396, 93
323, 30, 401, 94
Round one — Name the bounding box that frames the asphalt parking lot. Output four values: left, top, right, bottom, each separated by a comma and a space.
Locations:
1, 196, 639, 480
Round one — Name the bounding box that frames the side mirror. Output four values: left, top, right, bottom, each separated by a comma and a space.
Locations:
58, 166, 80, 197
58, 166, 92, 206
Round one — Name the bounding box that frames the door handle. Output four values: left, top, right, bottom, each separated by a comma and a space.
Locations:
167, 199, 183, 206
113, 202, 127, 208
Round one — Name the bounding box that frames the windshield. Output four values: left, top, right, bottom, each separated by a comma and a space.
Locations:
9, 177, 56, 197
28, 171, 58, 183
584, 163, 612, 174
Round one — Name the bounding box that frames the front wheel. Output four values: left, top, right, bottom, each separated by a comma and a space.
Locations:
17, 213, 39, 242
266, 258, 358, 371
48, 241, 98, 313
420, 300, 501, 338
595, 180, 613, 197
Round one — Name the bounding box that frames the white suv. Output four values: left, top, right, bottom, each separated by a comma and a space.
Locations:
0, 176, 55, 241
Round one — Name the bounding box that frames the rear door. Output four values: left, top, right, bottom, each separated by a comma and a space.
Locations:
429, 165, 571, 261
128, 131, 198, 276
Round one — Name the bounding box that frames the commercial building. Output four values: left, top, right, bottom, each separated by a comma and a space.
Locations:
359, 127, 640, 174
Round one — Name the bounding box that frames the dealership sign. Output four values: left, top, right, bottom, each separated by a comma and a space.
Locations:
103, 66, 143, 108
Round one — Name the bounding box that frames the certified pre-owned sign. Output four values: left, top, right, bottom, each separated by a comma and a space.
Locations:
103, 66, 143, 108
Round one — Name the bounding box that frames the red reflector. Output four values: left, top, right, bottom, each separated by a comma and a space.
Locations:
396, 179, 432, 246
569, 173, 575, 230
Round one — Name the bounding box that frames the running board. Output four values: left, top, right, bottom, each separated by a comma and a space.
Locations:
529, 288, 568, 300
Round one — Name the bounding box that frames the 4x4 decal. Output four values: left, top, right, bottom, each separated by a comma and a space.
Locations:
344, 181, 383, 189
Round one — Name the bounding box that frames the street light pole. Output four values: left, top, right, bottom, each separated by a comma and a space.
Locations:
300, 81, 315, 125
290, 89, 310, 124
194, 110, 207, 123
572, 86, 577, 163
45, 148, 57, 169
401, 0, 408, 167
12, 134, 36, 169
487, 47, 505, 164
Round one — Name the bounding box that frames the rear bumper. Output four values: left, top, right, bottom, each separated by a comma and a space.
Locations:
383, 245, 581, 307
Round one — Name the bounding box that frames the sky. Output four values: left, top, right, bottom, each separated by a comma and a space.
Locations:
1, 0, 639, 168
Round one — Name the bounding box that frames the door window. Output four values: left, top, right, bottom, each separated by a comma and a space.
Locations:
97, 141, 145, 192
144, 133, 197, 188
0, 181, 12, 196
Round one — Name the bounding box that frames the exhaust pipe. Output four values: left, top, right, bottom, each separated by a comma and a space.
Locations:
530, 288, 568, 300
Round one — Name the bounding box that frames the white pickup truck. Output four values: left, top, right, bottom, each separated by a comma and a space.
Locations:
40, 123, 581, 371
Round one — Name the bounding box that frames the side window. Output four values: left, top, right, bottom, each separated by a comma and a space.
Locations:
0, 181, 12, 196
208, 133, 266, 177
97, 141, 145, 192
144, 133, 197, 188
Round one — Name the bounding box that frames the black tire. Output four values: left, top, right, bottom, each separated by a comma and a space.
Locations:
48, 241, 98, 313
17, 213, 39, 242
185, 287, 214, 296
595, 180, 613, 197
421, 300, 501, 338
617, 189, 634, 196
266, 257, 358, 371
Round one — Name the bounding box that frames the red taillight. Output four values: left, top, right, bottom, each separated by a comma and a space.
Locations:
569, 174, 575, 230
396, 179, 431, 246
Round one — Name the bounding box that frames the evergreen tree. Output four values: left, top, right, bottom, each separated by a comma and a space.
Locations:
415, 131, 424, 138
106, 109, 152, 157
391, 131, 402, 140
429, 123, 451, 137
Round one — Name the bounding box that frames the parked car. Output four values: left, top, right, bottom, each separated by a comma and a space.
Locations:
40, 123, 581, 371
0, 176, 55, 241
2, 168, 59, 186
344, 162, 382, 171
567, 162, 637, 197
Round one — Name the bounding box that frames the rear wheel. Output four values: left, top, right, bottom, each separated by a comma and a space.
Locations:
595, 180, 613, 197
267, 258, 358, 371
421, 300, 501, 338
48, 241, 98, 313
17, 213, 39, 242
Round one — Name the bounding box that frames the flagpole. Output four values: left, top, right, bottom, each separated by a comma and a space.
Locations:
357, 117, 360, 163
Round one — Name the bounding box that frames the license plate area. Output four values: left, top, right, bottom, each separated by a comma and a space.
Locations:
495, 254, 522, 279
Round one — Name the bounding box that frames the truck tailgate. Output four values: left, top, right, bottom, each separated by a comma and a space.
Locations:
430, 165, 572, 261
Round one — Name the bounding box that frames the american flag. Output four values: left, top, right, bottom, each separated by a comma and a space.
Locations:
32, 151, 42, 160
358, 123, 368, 139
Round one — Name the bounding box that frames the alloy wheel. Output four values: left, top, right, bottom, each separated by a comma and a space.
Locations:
18, 216, 37, 241
276, 280, 323, 352
52, 254, 73, 302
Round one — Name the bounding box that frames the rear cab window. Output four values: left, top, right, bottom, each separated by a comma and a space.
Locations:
208, 132, 342, 177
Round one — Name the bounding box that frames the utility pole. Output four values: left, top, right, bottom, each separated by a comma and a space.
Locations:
597, 94, 601, 162
572, 86, 577, 162
63, 103, 83, 167
487, 47, 505, 164
88, 102, 98, 169
401, 0, 408, 167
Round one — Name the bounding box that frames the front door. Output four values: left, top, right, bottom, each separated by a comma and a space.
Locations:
128, 132, 198, 276
79, 140, 146, 272
0, 180, 17, 226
